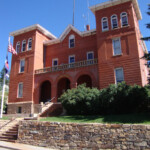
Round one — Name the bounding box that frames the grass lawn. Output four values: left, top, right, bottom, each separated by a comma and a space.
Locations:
0, 116, 10, 120
40, 113, 150, 124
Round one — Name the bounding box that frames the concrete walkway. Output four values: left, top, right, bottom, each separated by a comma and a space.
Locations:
0, 141, 55, 150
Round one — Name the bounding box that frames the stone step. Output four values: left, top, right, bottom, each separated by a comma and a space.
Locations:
0, 136, 17, 140
6, 131, 18, 134
2, 133, 18, 137
0, 138, 16, 143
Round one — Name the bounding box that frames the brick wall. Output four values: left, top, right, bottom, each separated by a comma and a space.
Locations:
18, 121, 150, 149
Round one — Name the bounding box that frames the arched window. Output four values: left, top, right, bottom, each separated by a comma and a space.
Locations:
111, 15, 118, 29
101, 17, 109, 31
16, 41, 20, 53
121, 12, 128, 27
69, 35, 75, 48
22, 40, 26, 52
28, 38, 32, 50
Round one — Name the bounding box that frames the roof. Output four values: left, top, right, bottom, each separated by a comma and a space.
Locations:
9, 24, 57, 39
89, 0, 142, 20
44, 24, 96, 46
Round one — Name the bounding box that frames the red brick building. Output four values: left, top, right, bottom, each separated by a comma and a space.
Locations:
8, 0, 148, 116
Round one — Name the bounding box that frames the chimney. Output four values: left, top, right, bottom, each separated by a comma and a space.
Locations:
86, 25, 90, 31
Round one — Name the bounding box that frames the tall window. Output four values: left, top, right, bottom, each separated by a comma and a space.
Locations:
22, 40, 26, 52
20, 59, 25, 73
69, 35, 75, 48
28, 38, 32, 50
102, 17, 109, 31
115, 68, 124, 84
87, 52, 94, 60
52, 58, 58, 66
121, 12, 128, 27
69, 55, 75, 63
112, 38, 122, 56
111, 15, 118, 29
18, 82, 23, 98
16, 41, 20, 53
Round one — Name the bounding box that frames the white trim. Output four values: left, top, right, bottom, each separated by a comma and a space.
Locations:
111, 14, 118, 29
27, 38, 32, 50
87, 51, 94, 60
89, 0, 142, 20
112, 37, 122, 56
44, 25, 96, 46
17, 82, 23, 98
21, 40, 26, 52
120, 12, 128, 27
114, 67, 124, 84
101, 17, 109, 31
10, 24, 56, 39
69, 55, 75, 64
52, 58, 58, 66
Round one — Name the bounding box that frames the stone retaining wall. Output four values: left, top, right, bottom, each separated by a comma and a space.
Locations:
18, 121, 150, 150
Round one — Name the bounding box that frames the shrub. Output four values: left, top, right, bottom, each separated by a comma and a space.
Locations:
58, 84, 100, 115
59, 82, 150, 115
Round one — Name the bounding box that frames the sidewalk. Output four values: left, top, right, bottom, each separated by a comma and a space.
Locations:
0, 141, 56, 150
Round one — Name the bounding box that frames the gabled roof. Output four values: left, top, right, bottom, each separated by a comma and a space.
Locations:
10, 24, 57, 39
89, 0, 142, 20
44, 24, 96, 46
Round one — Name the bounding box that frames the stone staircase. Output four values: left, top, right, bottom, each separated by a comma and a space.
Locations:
0, 118, 22, 142
39, 102, 63, 117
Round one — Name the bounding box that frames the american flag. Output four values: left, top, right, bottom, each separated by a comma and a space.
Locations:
5, 56, 9, 78
8, 43, 17, 55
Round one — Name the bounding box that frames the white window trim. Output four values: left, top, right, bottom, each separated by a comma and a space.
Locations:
69, 55, 75, 64
111, 14, 118, 29
52, 58, 58, 66
101, 17, 109, 31
87, 51, 94, 60
27, 38, 32, 50
69, 34, 75, 48
16, 41, 20, 53
19, 59, 25, 73
112, 37, 122, 56
17, 82, 23, 98
21, 40, 26, 52
115, 67, 124, 84
120, 12, 128, 27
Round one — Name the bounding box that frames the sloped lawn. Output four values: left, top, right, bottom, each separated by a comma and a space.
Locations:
40, 113, 150, 124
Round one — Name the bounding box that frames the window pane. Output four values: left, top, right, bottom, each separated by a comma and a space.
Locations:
70, 39, 75, 48
88, 53, 93, 60
28, 39, 32, 50
70, 56, 75, 63
53, 60, 58, 66
115, 68, 124, 83
113, 38, 121, 55
20, 60, 25, 72
18, 83, 23, 98
22, 43, 26, 51
103, 21, 108, 29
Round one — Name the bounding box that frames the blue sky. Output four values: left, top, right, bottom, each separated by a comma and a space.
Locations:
0, 0, 149, 72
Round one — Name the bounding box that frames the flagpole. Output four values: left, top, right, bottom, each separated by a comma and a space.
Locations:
72, 0, 75, 26
0, 72, 6, 118
0, 36, 10, 118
